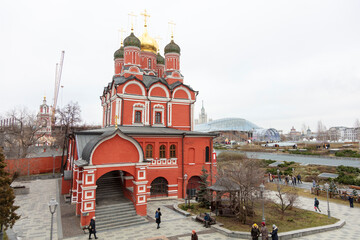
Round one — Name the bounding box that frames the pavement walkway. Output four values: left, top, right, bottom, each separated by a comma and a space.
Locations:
9, 178, 360, 239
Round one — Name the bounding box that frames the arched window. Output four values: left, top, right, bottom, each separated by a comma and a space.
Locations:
155, 112, 162, 124
135, 111, 142, 123
150, 177, 168, 197
159, 145, 166, 158
170, 144, 176, 158
205, 146, 210, 162
146, 144, 153, 158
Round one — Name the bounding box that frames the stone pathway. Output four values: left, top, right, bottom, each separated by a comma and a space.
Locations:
9, 178, 360, 239
292, 195, 359, 239
11, 179, 59, 240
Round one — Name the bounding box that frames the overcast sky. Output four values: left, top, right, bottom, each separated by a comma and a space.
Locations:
1, 0, 359, 133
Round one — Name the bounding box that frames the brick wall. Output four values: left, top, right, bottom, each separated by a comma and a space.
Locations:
5, 156, 62, 176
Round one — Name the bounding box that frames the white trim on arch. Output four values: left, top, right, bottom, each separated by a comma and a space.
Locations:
89, 130, 144, 165
123, 80, 146, 96
148, 83, 170, 98
172, 86, 191, 100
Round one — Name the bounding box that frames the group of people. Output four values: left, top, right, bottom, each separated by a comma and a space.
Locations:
284, 174, 302, 185
251, 222, 278, 240
268, 172, 302, 185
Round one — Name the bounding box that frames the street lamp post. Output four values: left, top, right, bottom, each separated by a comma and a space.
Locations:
184, 173, 188, 206
324, 183, 331, 218
260, 183, 265, 223
48, 198, 58, 240
277, 169, 281, 184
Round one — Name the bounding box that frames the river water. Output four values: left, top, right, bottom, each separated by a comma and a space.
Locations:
215, 150, 360, 167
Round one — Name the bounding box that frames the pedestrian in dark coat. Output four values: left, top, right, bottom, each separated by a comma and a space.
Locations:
314, 198, 321, 212
191, 230, 198, 240
251, 223, 260, 240
348, 195, 354, 208
260, 222, 269, 240
88, 216, 98, 239
155, 208, 162, 229
297, 174, 302, 184
271, 224, 278, 240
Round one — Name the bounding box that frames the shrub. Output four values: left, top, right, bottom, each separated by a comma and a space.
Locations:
335, 150, 360, 158
263, 160, 276, 166
217, 151, 246, 162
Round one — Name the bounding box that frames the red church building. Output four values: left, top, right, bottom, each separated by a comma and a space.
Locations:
61, 17, 217, 228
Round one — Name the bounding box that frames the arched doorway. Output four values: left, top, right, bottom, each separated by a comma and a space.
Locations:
150, 177, 168, 198
187, 176, 201, 199
96, 170, 132, 206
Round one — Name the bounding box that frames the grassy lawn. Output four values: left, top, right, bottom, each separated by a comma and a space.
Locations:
266, 182, 360, 207
179, 201, 338, 232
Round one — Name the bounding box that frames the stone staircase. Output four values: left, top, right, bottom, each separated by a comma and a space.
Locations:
95, 173, 148, 231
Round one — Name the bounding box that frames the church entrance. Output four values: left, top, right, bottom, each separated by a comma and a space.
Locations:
96, 170, 130, 206
94, 170, 148, 230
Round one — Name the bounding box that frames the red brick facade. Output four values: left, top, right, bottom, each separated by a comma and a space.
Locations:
61, 26, 216, 227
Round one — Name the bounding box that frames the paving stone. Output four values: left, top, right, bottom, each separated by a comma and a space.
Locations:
11, 178, 359, 240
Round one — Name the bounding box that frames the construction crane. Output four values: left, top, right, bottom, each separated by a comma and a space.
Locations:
51, 51, 65, 125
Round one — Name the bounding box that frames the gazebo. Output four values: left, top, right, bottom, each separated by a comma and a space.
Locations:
208, 178, 240, 216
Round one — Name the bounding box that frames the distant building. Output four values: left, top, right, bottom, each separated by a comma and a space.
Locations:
195, 117, 280, 142
36, 97, 53, 146
288, 126, 301, 141
195, 101, 209, 125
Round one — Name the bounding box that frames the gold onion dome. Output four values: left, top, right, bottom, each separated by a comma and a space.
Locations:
139, 28, 158, 54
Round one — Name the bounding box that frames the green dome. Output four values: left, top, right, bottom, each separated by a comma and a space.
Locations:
124, 32, 141, 48
164, 40, 180, 54
114, 46, 124, 59
156, 53, 165, 64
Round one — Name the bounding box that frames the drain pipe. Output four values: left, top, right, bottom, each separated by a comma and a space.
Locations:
182, 133, 185, 199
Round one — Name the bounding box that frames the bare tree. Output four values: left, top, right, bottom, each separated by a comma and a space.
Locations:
354, 118, 360, 128
274, 184, 298, 215
56, 102, 82, 133
301, 122, 307, 135
55, 102, 81, 172
2, 108, 45, 159
317, 120, 328, 141
216, 158, 264, 223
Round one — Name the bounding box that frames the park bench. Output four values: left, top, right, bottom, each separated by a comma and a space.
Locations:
195, 213, 216, 226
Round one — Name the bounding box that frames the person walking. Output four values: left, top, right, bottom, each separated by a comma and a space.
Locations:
155, 208, 162, 229
251, 223, 260, 240
88, 216, 98, 239
348, 195, 354, 208
271, 224, 278, 240
191, 230, 198, 240
260, 222, 269, 240
314, 198, 321, 212
297, 174, 302, 184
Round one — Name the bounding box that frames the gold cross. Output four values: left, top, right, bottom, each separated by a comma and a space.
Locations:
155, 36, 162, 52
128, 12, 137, 31
140, 9, 150, 27
118, 28, 126, 45
168, 21, 176, 39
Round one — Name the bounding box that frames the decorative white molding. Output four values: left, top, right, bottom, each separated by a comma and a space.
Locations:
172, 86, 191, 100
123, 80, 146, 96
84, 162, 148, 169
149, 83, 170, 98
89, 131, 144, 165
